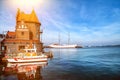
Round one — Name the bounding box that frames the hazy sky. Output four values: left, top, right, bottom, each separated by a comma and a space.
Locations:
0, 0, 120, 46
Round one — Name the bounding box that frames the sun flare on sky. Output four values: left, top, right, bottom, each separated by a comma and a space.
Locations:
9, 0, 44, 10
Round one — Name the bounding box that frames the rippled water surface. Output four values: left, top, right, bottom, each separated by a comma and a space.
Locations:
42, 47, 120, 80
0, 47, 120, 80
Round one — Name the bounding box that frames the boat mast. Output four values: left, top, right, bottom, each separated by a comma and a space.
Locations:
68, 32, 70, 45
58, 32, 60, 45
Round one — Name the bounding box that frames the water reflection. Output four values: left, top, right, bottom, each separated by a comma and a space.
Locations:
0, 62, 47, 80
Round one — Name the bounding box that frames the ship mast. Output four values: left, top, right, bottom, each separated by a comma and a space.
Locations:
68, 32, 70, 45
58, 32, 61, 45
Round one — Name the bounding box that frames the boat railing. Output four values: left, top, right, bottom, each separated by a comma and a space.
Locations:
5, 53, 17, 59
5, 51, 43, 59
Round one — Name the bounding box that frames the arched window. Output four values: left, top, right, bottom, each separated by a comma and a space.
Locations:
21, 32, 24, 35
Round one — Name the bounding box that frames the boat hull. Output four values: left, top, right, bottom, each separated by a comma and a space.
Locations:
49, 44, 78, 48
7, 62, 47, 67
7, 58, 47, 63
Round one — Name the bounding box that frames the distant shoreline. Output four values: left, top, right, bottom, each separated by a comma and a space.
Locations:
44, 45, 120, 48
84, 45, 120, 48
43, 45, 83, 48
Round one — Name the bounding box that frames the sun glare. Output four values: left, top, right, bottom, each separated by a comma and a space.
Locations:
17, 0, 42, 6
10, 0, 44, 10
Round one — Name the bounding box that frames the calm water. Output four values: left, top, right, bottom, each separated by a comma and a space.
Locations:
0, 47, 120, 80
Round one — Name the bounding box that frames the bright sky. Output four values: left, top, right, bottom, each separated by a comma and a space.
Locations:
0, 0, 120, 46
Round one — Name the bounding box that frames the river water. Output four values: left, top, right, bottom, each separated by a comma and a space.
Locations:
0, 47, 120, 80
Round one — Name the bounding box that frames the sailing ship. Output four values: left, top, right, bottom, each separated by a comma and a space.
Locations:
48, 32, 79, 48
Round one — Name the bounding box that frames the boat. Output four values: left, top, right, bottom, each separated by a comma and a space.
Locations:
48, 32, 81, 48
6, 48, 48, 63
48, 44, 78, 48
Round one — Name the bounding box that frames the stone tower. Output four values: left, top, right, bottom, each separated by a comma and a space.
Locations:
1, 9, 43, 54
16, 9, 41, 40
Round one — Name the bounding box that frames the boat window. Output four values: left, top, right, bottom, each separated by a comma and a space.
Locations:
32, 50, 34, 52
19, 46, 25, 50
21, 32, 24, 36
28, 50, 31, 52
2, 46, 6, 51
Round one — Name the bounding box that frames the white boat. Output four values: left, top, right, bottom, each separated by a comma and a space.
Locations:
49, 44, 78, 48
6, 48, 48, 63
48, 32, 80, 48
